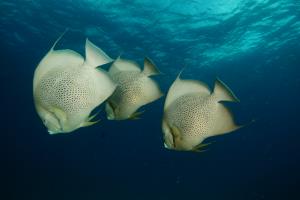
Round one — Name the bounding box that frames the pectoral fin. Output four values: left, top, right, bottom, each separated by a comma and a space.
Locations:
129, 111, 145, 120
88, 110, 101, 121
50, 107, 67, 123
81, 119, 101, 127
192, 142, 212, 152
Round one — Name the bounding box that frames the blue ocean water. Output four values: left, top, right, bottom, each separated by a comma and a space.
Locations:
2, 0, 300, 199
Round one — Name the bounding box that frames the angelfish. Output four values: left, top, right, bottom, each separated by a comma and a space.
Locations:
33, 33, 116, 134
162, 74, 242, 151
105, 57, 163, 120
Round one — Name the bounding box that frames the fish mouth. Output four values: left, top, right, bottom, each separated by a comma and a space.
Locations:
44, 111, 64, 134
164, 143, 169, 149
48, 130, 59, 134
163, 130, 176, 149
162, 119, 175, 149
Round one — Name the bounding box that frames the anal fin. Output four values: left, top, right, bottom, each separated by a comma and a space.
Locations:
88, 110, 101, 121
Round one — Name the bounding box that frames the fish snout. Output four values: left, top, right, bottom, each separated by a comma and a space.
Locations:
43, 114, 63, 134
162, 119, 175, 149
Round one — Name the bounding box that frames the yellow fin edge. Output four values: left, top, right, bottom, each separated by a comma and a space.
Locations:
81, 111, 101, 127
81, 119, 101, 127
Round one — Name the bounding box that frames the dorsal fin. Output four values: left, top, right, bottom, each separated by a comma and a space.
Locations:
108, 57, 141, 76
33, 30, 84, 91
213, 78, 239, 102
50, 28, 69, 51
164, 73, 211, 111
84, 38, 113, 68
142, 57, 160, 76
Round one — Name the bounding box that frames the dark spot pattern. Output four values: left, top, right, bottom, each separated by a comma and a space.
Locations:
35, 67, 97, 115
165, 93, 217, 140
109, 71, 146, 115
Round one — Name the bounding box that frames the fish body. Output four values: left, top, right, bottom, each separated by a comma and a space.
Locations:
162, 75, 241, 151
105, 57, 163, 120
33, 35, 116, 134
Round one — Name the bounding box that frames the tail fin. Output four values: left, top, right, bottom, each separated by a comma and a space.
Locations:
212, 103, 242, 136
213, 78, 239, 102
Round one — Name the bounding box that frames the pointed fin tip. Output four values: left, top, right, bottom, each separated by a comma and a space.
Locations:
192, 149, 209, 153
114, 55, 123, 63
108, 53, 123, 68
82, 110, 102, 127
143, 57, 161, 76
117, 52, 124, 59
238, 118, 256, 129
175, 68, 185, 80
85, 38, 113, 68
109, 57, 141, 74
50, 28, 69, 51
82, 119, 101, 127
111, 55, 122, 65
174, 77, 211, 95
88, 110, 101, 121
214, 78, 240, 102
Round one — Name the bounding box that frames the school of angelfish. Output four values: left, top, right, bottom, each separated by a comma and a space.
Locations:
33, 33, 243, 152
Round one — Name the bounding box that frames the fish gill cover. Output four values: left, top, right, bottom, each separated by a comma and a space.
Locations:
2, 0, 300, 200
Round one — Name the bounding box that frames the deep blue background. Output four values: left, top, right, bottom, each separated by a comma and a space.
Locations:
2, 0, 300, 199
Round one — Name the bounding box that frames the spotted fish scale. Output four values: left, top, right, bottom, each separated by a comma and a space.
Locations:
35, 67, 97, 116
105, 57, 162, 120
162, 76, 241, 151
165, 93, 216, 140
111, 71, 145, 106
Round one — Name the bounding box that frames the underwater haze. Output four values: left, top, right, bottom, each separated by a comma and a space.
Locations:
3, 0, 300, 199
